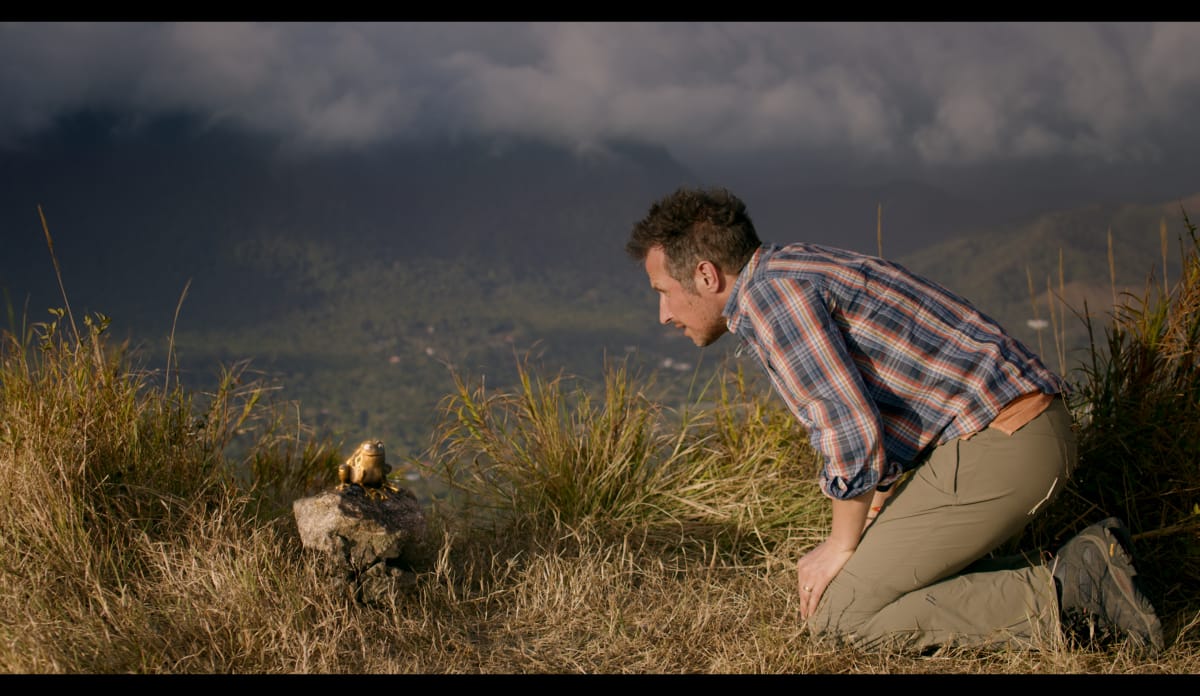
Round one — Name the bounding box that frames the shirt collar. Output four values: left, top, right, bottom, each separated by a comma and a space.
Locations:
724, 245, 769, 335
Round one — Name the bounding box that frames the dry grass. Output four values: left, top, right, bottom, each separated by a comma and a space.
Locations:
1, 337, 1197, 674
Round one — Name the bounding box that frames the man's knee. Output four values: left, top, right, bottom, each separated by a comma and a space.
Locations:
808, 584, 872, 640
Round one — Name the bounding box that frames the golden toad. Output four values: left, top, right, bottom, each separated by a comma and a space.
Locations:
337, 439, 399, 499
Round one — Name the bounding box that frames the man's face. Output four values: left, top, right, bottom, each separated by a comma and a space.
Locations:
644, 246, 729, 347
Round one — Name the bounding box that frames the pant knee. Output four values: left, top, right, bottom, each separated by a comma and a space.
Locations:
808, 588, 872, 641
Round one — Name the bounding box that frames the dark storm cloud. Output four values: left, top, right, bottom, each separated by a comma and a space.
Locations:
2, 21, 1198, 171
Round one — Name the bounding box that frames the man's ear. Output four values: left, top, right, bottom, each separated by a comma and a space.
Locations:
695, 260, 722, 293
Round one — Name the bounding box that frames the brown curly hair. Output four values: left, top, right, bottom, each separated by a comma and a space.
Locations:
626, 187, 761, 290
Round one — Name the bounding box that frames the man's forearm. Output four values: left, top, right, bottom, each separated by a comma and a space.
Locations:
868, 486, 894, 521
829, 488, 876, 551
856, 487, 895, 534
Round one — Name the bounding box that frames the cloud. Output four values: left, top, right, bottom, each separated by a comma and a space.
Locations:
2, 21, 1198, 171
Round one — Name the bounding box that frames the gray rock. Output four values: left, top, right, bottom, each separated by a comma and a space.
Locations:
293, 484, 431, 603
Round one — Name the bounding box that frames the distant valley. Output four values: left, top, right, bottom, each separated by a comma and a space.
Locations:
2, 111, 1196, 462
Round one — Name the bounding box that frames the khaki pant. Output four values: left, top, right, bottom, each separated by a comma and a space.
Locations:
808, 397, 1078, 652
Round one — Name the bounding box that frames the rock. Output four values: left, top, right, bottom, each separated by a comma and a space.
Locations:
293, 484, 431, 603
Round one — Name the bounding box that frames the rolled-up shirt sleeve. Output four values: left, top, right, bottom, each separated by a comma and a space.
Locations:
746, 277, 887, 500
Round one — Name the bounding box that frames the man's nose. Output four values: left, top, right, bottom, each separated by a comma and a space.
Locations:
659, 295, 672, 325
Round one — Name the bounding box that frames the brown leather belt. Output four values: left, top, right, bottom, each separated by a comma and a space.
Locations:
988, 391, 1056, 435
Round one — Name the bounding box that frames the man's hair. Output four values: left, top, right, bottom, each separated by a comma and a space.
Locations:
626, 186, 762, 290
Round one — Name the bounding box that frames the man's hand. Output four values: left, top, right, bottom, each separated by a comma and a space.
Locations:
796, 538, 855, 620
797, 488, 877, 620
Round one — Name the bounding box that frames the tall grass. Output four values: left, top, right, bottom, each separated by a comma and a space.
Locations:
0, 213, 340, 671
1, 209, 1198, 673
1019, 210, 1200, 630
427, 356, 825, 561
0, 310, 335, 671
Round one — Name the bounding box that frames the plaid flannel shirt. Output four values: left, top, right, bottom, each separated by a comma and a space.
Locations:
724, 243, 1064, 501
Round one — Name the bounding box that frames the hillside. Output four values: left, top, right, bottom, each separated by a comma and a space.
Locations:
895, 193, 1200, 380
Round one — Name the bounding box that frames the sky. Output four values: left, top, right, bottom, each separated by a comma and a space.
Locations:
3, 21, 1200, 209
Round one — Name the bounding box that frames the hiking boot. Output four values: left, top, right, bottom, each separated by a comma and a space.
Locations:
1051, 517, 1164, 654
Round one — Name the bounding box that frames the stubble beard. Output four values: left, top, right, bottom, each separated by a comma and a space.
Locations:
692, 325, 728, 348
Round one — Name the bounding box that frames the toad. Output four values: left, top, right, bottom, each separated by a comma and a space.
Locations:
337, 439, 399, 499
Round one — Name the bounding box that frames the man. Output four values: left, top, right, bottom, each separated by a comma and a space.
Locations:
625, 186, 1164, 654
